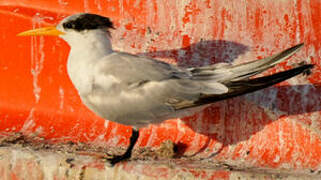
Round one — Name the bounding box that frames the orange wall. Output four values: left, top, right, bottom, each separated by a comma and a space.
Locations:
0, 0, 321, 174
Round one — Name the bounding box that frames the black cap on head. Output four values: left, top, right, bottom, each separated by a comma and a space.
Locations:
62, 13, 114, 31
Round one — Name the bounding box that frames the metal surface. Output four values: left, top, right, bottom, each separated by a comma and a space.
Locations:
0, 0, 321, 178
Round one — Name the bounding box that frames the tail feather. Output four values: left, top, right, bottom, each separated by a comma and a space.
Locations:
228, 43, 304, 81
177, 64, 314, 110
223, 64, 313, 98
190, 43, 304, 83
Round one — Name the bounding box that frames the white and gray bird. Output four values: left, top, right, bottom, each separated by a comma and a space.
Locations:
18, 13, 313, 165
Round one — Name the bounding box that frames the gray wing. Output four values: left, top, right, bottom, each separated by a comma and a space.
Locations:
92, 52, 229, 95
84, 52, 227, 127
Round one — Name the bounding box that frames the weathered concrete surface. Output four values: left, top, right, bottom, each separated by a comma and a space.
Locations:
0, 133, 320, 179
0, 0, 321, 179
0, 145, 319, 180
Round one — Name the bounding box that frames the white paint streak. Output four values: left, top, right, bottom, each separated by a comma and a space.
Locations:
119, 0, 124, 15
58, 0, 68, 6
82, 133, 90, 141
310, 111, 321, 134
278, 122, 285, 156
146, 125, 157, 147
59, 87, 65, 110
175, 119, 188, 144
84, 0, 90, 12
106, 126, 120, 146
134, 0, 142, 8
94, 0, 102, 11
92, 134, 108, 147
110, 135, 121, 146
30, 15, 46, 104
35, 126, 44, 135
189, 133, 201, 155
21, 108, 36, 133
104, 120, 109, 128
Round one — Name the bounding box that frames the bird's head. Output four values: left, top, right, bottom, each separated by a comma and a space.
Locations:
18, 13, 114, 45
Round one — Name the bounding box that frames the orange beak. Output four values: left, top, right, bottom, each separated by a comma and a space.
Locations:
17, 26, 65, 36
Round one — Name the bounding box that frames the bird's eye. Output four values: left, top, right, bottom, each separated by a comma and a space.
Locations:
63, 22, 73, 29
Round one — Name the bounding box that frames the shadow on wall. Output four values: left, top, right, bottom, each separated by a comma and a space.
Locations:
137, 40, 249, 67
138, 40, 321, 157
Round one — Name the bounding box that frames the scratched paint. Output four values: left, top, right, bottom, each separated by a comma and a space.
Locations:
0, 0, 321, 178
30, 15, 45, 103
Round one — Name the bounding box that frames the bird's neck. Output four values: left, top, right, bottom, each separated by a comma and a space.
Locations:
65, 30, 113, 95
67, 30, 113, 61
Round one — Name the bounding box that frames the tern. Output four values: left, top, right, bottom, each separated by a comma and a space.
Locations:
18, 13, 313, 165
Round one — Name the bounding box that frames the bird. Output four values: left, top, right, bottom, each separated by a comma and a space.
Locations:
18, 13, 314, 165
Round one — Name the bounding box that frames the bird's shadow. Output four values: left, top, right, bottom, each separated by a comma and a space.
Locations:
137, 40, 249, 68
138, 40, 321, 157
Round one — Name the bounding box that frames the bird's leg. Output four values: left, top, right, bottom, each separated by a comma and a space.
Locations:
108, 128, 139, 166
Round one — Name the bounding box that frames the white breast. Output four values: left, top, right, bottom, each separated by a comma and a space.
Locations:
62, 30, 114, 95
67, 53, 94, 95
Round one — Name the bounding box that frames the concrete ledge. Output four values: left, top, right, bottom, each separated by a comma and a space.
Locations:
0, 145, 319, 179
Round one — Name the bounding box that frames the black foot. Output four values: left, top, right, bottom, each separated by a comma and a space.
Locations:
108, 154, 130, 166
107, 128, 139, 166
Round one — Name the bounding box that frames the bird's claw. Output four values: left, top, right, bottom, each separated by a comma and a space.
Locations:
107, 154, 131, 166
